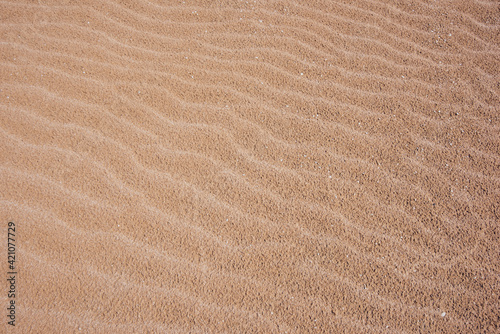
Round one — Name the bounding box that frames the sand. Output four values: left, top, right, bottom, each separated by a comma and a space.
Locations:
1, 0, 499, 333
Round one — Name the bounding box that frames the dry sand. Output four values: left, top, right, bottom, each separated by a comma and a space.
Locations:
1, 0, 499, 333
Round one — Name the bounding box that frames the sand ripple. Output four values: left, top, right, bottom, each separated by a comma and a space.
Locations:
1, 0, 498, 332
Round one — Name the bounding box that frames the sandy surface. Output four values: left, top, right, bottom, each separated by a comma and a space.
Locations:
1, 0, 499, 333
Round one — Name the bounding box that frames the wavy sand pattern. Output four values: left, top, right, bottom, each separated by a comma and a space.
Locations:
1, 0, 499, 333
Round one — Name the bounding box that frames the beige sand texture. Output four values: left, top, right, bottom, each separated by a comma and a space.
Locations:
1, 0, 499, 333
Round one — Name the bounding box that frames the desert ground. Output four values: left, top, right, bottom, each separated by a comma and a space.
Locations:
1, 0, 499, 333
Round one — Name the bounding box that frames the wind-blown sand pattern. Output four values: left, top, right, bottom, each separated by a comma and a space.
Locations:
1, 0, 499, 333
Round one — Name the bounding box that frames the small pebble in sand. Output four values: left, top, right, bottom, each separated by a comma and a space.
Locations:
441, 312, 446, 317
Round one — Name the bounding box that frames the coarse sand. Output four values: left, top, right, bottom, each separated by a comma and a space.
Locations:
1, 0, 499, 333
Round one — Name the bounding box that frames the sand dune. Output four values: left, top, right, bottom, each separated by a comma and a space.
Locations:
1, 0, 499, 333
